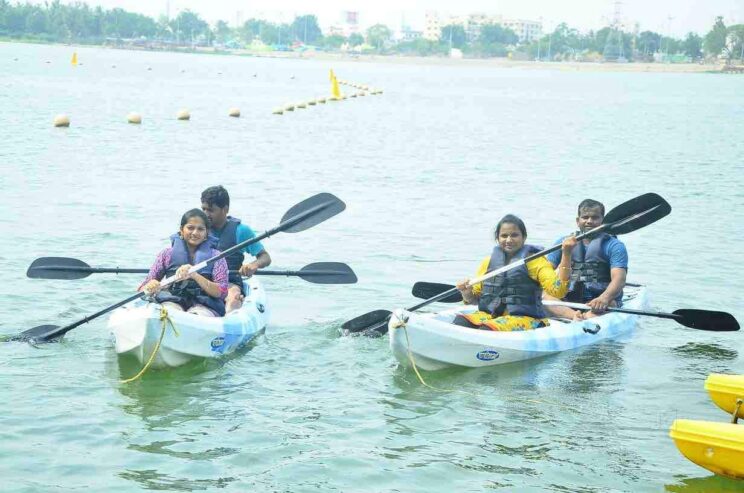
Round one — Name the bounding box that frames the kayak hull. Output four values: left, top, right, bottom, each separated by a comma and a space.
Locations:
670, 419, 744, 480
108, 278, 269, 369
706, 374, 744, 419
389, 285, 648, 371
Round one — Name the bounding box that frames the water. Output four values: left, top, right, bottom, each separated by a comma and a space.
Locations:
1, 42, 743, 492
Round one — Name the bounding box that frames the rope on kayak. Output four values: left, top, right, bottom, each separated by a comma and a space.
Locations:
120, 306, 179, 384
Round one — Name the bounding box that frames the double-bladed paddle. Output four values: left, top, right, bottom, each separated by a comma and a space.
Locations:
11, 193, 346, 343
542, 300, 739, 332
342, 192, 671, 335
27, 257, 358, 285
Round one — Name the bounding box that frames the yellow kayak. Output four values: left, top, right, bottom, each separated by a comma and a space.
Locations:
705, 374, 744, 419
669, 419, 744, 480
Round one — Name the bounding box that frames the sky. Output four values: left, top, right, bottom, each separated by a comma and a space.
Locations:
49, 0, 744, 36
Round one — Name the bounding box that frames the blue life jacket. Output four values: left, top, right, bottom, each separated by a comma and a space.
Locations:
479, 244, 545, 319
567, 233, 623, 305
156, 237, 225, 316
210, 216, 245, 290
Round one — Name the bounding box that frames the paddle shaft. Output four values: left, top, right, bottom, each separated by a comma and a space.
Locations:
542, 300, 683, 322
32, 265, 345, 277
406, 222, 616, 312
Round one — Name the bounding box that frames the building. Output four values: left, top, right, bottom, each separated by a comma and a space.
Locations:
328, 11, 360, 38
422, 11, 541, 44
423, 11, 441, 41
501, 18, 542, 43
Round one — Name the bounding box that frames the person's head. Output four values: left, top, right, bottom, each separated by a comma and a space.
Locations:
179, 208, 210, 249
495, 214, 527, 254
201, 185, 230, 230
576, 199, 605, 233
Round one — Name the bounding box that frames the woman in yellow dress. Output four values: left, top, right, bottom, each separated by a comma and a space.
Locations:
455, 214, 577, 331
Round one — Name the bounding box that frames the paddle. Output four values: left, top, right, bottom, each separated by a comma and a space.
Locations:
26, 258, 358, 285
342, 192, 671, 335
542, 300, 740, 332
11, 193, 346, 343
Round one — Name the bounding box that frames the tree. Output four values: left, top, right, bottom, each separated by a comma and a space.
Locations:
291, 15, 321, 44
704, 16, 727, 57
440, 24, 466, 49
479, 24, 518, 45
682, 32, 702, 59
366, 23, 391, 50
728, 24, 744, 60
171, 9, 208, 44
321, 34, 346, 49
348, 32, 364, 47
214, 19, 231, 43
637, 31, 661, 56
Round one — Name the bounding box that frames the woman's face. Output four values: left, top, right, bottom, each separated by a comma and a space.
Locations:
497, 222, 525, 254
180, 216, 208, 248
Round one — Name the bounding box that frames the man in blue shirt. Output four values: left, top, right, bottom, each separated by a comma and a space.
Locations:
201, 186, 272, 313
545, 199, 628, 320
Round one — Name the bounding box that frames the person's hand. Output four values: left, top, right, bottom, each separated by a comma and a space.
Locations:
175, 264, 193, 281
239, 262, 259, 277
142, 280, 161, 296
587, 295, 611, 313
561, 234, 578, 254
572, 310, 585, 321
456, 279, 471, 292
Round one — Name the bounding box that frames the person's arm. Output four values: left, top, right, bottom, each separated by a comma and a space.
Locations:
531, 236, 576, 297
174, 258, 227, 298
239, 250, 271, 277
139, 248, 169, 294
456, 257, 490, 305
586, 240, 628, 313
235, 224, 271, 276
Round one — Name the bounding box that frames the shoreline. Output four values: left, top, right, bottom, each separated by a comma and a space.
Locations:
2, 38, 735, 74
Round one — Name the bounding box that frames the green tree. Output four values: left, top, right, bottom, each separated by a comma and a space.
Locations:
479, 24, 518, 45
321, 34, 346, 49
682, 32, 702, 59
704, 16, 727, 57
348, 32, 364, 47
366, 23, 391, 50
440, 24, 466, 49
728, 24, 744, 60
171, 9, 208, 43
291, 15, 321, 44
637, 30, 661, 56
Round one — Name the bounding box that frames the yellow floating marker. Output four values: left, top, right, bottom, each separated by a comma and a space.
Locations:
317, 97, 327, 104
71, 52, 78, 66
177, 109, 190, 120
127, 112, 142, 124
53, 114, 70, 127
284, 104, 295, 112
331, 72, 342, 100
350, 93, 358, 98
272, 107, 284, 115
296, 102, 307, 109
228, 108, 241, 118
307, 100, 317, 106
359, 92, 367, 97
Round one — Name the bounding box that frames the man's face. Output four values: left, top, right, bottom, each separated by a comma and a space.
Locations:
576, 206, 604, 233
201, 202, 228, 229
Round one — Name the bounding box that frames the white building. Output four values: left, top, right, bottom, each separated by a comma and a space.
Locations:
423, 11, 441, 41
422, 11, 542, 44
501, 18, 542, 43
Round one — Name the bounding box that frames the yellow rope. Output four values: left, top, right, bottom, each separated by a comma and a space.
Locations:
120, 306, 178, 384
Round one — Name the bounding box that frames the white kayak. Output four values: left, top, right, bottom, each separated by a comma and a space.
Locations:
108, 277, 269, 369
388, 285, 648, 371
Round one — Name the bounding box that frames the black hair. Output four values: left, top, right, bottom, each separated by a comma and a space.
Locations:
577, 199, 605, 217
201, 185, 230, 209
495, 214, 527, 238
180, 208, 210, 229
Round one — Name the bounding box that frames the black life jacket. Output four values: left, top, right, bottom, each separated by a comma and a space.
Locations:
479, 244, 545, 319
155, 237, 225, 316
568, 233, 623, 305
210, 216, 244, 289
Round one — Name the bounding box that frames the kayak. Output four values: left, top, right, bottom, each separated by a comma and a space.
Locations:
388, 285, 648, 371
108, 277, 269, 369
706, 374, 744, 419
669, 419, 744, 480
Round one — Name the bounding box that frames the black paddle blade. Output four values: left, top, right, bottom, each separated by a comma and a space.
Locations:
673, 309, 740, 332
280, 193, 346, 233
412, 282, 463, 303
342, 309, 392, 334
604, 193, 671, 235
299, 262, 358, 284
27, 257, 92, 280
12, 325, 63, 343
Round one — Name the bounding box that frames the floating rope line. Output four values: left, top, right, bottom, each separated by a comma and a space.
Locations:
120, 306, 179, 383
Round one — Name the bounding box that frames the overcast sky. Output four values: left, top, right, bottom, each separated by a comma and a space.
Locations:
57, 0, 744, 36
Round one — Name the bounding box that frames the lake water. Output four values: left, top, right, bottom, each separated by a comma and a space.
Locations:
1, 42, 743, 492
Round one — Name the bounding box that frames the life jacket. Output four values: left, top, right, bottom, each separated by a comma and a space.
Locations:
156, 237, 225, 316
567, 233, 623, 305
478, 244, 545, 319
210, 216, 245, 290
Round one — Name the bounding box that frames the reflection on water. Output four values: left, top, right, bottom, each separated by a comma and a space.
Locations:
118, 469, 237, 491
671, 342, 740, 378
666, 474, 744, 492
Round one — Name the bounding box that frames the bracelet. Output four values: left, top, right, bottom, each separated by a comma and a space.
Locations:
559, 266, 570, 270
